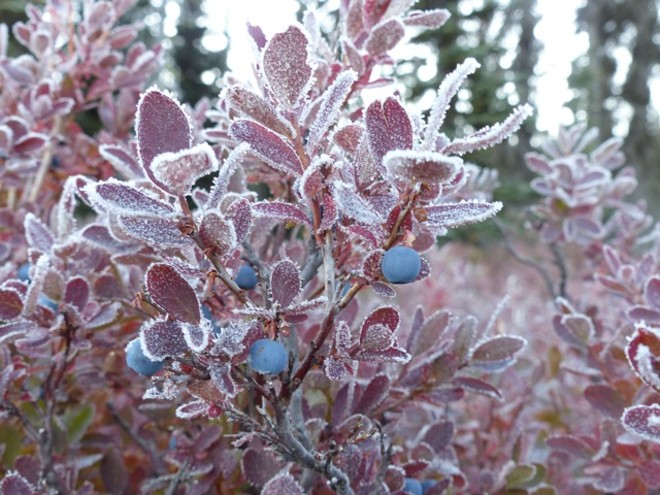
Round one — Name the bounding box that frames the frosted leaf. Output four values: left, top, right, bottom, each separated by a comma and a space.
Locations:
626, 323, 660, 393
262, 25, 312, 108
252, 201, 312, 228
248, 23, 267, 50
469, 335, 526, 372
0, 288, 23, 320
325, 357, 351, 381
136, 87, 192, 172
146, 263, 200, 324
332, 181, 384, 225
424, 200, 502, 231
140, 319, 188, 360
525, 152, 552, 175
404, 9, 451, 28
151, 143, 218, 196
319, 194, 338, 231
645, 277, 660, 309
354, 373, 390, 414
298, 156, 331, 203
261, 472, 304, 495
99, 144, 143, 178
352, 344, 410, 364
181, 321, 210, 352
118, 215, 190, 246
365, 18, 405, 55
207, 143, 250, 209
346, 225, 380, 248
362, 306, 399, 334
384, 150, 461, 184
423, 420, 454, 453
366, 97, 413, 166
14, 133, 47, 154
335, 320, 353, 357
334, 124, 364, 154
554, 314, 594, 348
24, 212, 54, 253
452, 376, 503, 401
546, 435, 596, 458
285, 297, 327, 319
441, 104, 534, 155
270, 259, 301, 308
307, 70, 357, 149
361, 323, 395, 352
416, 257, 431, 281
215, 322, 249, 357
362, 250, 384, 280
0, 472, 35, 495
591, 137, 625, 170
342, 39, 365, 73
621, 405, 660, 443
64, 277, 89, 312
0, 321, 31, 345
423, 58, 480, 150
230, 119, 303, 176
175, 399, 208, 419
88, 178, 175, 216
224, 85, 294, 138
242, 448, 284, 487
199, 210, 237, 256
584, 384, 625, 419
371, 281, 395, 298
227, 199, 252, 243
209, 361, 237, 397
143, 377, 178, 400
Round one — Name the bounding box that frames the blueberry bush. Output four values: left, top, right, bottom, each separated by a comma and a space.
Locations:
0, 1, 658, 494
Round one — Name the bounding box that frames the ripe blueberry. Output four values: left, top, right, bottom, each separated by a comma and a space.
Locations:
381, 246, 421, 284
248, 339, 288, 375
38, 293, 58, 312
403, 478, 423, 495
17, 262, 30, 282
202, 305, 222, 335
126, 338, 164, 376
234, 264, 258, 290
421, 480, 437, 494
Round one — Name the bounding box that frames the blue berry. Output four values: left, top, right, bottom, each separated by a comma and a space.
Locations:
421, 480, 436, 494
17, 262, 31, 282
38, 293, 58, 312
234, 264, 258, 290
403, 478, 423, 495
381, 246, 421, 284
248, 339, 288, 375
202, 305, 221, 335
125, 338, 164, 376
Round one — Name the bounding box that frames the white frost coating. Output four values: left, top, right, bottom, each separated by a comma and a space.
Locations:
54, 177, 78, 239
151, 142, 218, 196
181, 320, 210, 353
422, 58, 480, 150
215, 322, 248, 356
307, 70, 358, 150
85, 177, 175, 217
635, 344, 660, 390
622, 404, 660, 443
425, 200, 503, 231
22, 254, 50, 316
442, 104, 534, 156
384, 149, 462, 183
331, 181, 384, 225
175, 399, 208, 419
135, 85, 193, 149
207, 143, 250, 210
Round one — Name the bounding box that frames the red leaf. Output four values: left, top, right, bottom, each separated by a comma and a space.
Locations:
118, 215, 189, 246
241, 448, 283, 487
625, 323, 660, 393
227, 198, 253, 243
365, 18, 404, 55
225, 85, 293, 138
353, 373, 391, 414
261, 472, 304, 495
308, 70, 357, 149
146, 263, 200, 324
99, 144, 143, 178
452, 376, 503, 401
64, 277, 89, 312
151, 143, 217, 196
584, 384, 625, 419
423, 420, 454, 453
404, 9, 451, 28
92, 179, 175, 216
546, 435, 596, 458
621, 404, 660, 443
371, 281, 395, 298
362, 306, 399, 334
230, 119, 303, 176
140, 319, 188, 360
0, 288, 23, 320
362, 250, 384, 279
334, 124, 364, 154
384, 150, 462, 183
553, 313, 594, 348
270, 259, 301, 308
14, 132, 47, 154
199, 211, 237, 256
252, 201, 312, 227
470, 335, 526, 371
365, 97, 412, 165
136, 88, 191, 171
424, 200, 502, 230
0, 472, 34, 495
263, 26, 312, 108
24, 213, 54, 253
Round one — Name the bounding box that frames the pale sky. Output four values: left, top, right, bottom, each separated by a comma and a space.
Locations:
195, 0, 589, 134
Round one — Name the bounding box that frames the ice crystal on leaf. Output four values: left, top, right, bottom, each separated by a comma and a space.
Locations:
423, 200, 503, 232
332, 181, 385, 225
139, 319, 187, 361
261, 472, 304, 495
88, 178, 175, 217
150, 142, 218, 197
270, 259, 301, 308
118, 215, 190, 246
146, 263, 200, 324
224, 85, 294, 138
403, 9, 451, 28
366, 97, 413, 166
262, 26, 313, 109
622, 405, 660, 444
252, 201, 312, 228
384, 150, 461, 184
365, 18, 405, 56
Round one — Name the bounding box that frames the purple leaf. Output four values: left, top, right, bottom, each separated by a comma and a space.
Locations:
140, 319, 188, 360
621, 404, 660, 443
362, 250, 384, 280
118, 215, 189, 246
99, 144, 143, 178
230, 119, 303, 176
181, 322, 210, 352
354, 373, 390, 414
362, 305, 400, 334
308, 70, 357, 149
252, 201, 312, 227
175, 399, 207, 419
0, 288, 23, 320
247, 23, 267, 50
423, 421, 454, 453
262, 26, 312, 108
470, 335, 526, 371
423, 58, 480, 150
366, 97, 413, 165
209, 361, 237, 398
199, 211, 237, 256
206, 143, 251, 209
332, 181, 384, 225
371, 281, 396, 298
325, 357, 352, 381
270, 259, 301, 308
319, 194, 338, 231
242, 448, 283, 487
360, 323, 395, 352
546, 435, 596, 458
452, 376, 503, 401
334, 124, 364, 153
645, 277, 660, 309
553, 314, 594, 348
584, 384, 625, 419
365, 18, 405, 55
24, 213, 54, 253
225, 85, 293, 138
146, 263, 200, 324
404, 9, 451, 28
261, 472, 304, 495
593, 467, 624, 493
227, 198, 253, 243
64, 277, 89, 312
151, 143, 218, 196
0, 472, 35, 495
136, 88, 191, 172
626, 323, 660, 393
352, 345, 410, 363
90, 179, 175, 216
424, 200, 502, 231
14, 133, 47, 154
384, 150, 462, 184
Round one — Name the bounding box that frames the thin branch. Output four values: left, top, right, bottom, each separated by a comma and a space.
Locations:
550, 242, 568, 298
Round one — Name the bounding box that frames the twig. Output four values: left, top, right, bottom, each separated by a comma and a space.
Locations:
550, 242, 568, 298
164, 460, 190, 495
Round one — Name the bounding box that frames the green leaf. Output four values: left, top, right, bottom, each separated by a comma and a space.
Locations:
64, 404, 95, 445
506, 464, 546, 489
